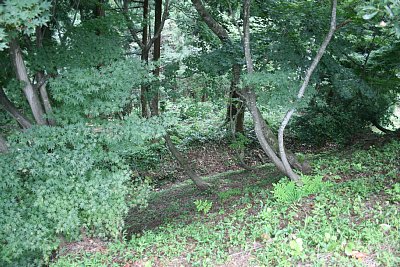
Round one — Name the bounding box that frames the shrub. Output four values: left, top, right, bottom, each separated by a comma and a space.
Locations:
0, 123, 149, 266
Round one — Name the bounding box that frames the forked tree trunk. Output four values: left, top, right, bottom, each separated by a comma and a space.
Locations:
9, 39, 46, 125
36, 26, 56, 125
0, 87, 33, 129
192, 0, 311, 178
0, 134, 8, 153
164, 134, 211, 190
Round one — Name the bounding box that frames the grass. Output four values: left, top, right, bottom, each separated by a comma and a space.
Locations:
52, 141, 400, 267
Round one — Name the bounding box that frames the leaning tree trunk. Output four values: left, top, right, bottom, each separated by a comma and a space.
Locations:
191, 0, 310, 176
278, 0, 337, 182
0, 134, 8, 153
0, 87, 33, 129
164, 134, 211, 190
9, 39, 46, 125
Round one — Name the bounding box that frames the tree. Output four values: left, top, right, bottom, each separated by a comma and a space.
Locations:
0, 0, 52, 126
191, 0, 311, 178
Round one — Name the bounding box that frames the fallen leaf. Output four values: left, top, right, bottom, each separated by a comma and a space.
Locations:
351, 250, 368, 260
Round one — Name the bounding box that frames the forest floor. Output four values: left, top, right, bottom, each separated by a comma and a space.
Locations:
52, 138, 400, 267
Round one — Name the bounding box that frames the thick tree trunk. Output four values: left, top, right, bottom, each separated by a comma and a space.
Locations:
164, 134, 211, 190
9, 39, 46, 125
0, 87, 33, 129
0, 134, 8, 153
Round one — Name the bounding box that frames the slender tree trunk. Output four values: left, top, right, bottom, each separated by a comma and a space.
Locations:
0, 134, 8, 153
226, 64, 245, 133
0, 88, 33, 129
243, 91, 287, 175
9, 39, 46, 125
36, 26, 56, 125
164, 134, 211, 190
278, 0, 337, 182
141, 0, 150, 117
150, 0, 162, 117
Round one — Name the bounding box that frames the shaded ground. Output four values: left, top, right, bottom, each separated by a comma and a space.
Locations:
126, 165, 282, 235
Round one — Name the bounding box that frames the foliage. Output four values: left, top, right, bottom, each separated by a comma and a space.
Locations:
0, 0, 51, 49
0, 125, 129, 265
194, 199, 213, 215
49, 58, 151, 123
357, 0, 400, 37
51, 141, 400, 267
272, 175, 330, 203
0, 114, 174, 265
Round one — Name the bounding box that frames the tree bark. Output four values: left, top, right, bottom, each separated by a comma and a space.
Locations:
0, 134, 8, 153
164, 134, 211, 190
226, 64, 245, 133
36, 26, 56, 126
150, 0, 162, 117
0, 87, 33, 129
9, 39, 46, 125
278, 0, 337, 182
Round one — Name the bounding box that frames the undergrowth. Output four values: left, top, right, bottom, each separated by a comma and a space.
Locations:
52, 141, 400, 266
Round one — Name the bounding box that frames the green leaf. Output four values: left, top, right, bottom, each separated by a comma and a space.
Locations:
363, 11, 379, 20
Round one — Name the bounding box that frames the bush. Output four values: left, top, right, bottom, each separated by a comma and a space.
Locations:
0, 124, 135, 266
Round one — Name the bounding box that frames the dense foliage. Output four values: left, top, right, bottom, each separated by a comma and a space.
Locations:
0, 0, 398, 265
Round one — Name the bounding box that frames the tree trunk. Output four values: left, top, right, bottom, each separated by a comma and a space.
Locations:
150, 0, 162, 117
164, 134, 211, 190
278, 0, 337, 182
0, 134, 8, 153
226, 64, 245, 133
9, 39, 46, 125
35, 27, 56, 126
243, 91, 287, 175
0, 87, 33, 129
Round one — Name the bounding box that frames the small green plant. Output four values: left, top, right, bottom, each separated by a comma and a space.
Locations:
194, 199, 213, 215
229, 133, 250, 150
217, 188, 242, 201
273, 175, 329, 203
386, 183, 400, 203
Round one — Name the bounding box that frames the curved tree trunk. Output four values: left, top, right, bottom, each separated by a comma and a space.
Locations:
278, 0, 337, 182
192, 0, 310, 177
0, 87, 33, 129
10, 39, 46, 125
164, 134, 211, 190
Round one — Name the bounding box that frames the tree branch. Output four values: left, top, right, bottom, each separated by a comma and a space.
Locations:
190, 0, 230, 43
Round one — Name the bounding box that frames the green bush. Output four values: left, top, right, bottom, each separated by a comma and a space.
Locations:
0, 124, 136, 266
